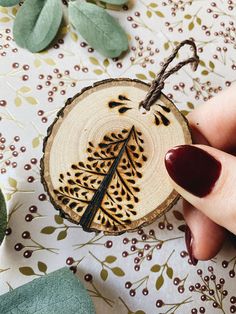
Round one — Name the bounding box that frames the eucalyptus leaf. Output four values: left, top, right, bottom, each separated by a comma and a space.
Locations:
69, 1, 128, 58
0, 189, 7, 245
13, 0, 63, 53
0, 0, 19, 7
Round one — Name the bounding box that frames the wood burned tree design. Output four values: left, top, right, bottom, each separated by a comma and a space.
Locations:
53, 126, 147, 232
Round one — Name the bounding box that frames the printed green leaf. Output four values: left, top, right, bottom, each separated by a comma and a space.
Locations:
184, 14, 192, 19
181, 110, 189, 116
57, 229, 67, 240
149, 3, 158, 8
199, 60, 206, 67
146, 10, 152, 18
209, 61, 215, 69
111, 267, 125, 276
90, 57, 99, 65
41, 226, 56, 234
135, 74, 147, 80
38, 261, 47, 273
155, 11, 164, 17
11, 6, 17, 15
0, 0, 19, 7
187, 102, 194, 109
156, 274, 164, 290
100, 268, 108, 281
135, 311, 145, 314
14, 96, 22, 107
70, 31, 78, 42
166, 266, 173, 279
94, 69, 103, 75
19, 267, 35, 276
164, 42, 169, 50
59, 25, 68, 35
103, 59, 110, 67
149, 71, 156, 79
54, 215, 63, 225
201, 70, 209, 75
8, 177, 17, 189
196, 17, 201, 25
188, 22, 194, 31
26, 96, 37, 105
32, 137, 40, 148
34, 59, 41, 68
19, 86, 31, 93
44, 58, 56, 66
0, 17, 10, 22
0, 189, 7, 245
151, 264, 161, 272
105, 256, 117, 263
13, 0, 63, 53
69, 1, 128, 58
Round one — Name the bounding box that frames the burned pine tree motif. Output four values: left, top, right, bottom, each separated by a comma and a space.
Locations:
53, 126, 147, 232
108, 96, 171, 126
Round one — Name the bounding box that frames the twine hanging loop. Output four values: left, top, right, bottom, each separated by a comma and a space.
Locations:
139, 39, 199, 111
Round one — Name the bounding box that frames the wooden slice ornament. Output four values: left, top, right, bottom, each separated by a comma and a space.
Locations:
41, 40, 199, 234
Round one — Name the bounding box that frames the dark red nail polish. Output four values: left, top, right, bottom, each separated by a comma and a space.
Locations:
185, 225, 198, 266
165, 145, 222, 197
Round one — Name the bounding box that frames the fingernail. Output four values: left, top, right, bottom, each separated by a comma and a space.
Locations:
185, 225, 198, 266
165, 145, 222, 198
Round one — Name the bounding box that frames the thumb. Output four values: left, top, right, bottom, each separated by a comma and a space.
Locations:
165, 144, 236, 234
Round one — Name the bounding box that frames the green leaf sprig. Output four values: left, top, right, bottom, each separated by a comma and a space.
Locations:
0, 0, 129, 58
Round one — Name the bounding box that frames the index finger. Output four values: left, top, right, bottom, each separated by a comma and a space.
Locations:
187, 84, 236, 152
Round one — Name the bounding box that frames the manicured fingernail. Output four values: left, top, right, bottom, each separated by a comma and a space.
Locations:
165, 145, 222, 198
185, 225, 198, 266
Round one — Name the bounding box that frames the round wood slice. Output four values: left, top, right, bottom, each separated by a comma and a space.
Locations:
41, 78, 191, 235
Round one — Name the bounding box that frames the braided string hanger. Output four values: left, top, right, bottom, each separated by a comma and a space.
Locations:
139, 39, 200, 111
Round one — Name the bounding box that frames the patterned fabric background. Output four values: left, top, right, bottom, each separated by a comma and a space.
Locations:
0, 1, 236, 313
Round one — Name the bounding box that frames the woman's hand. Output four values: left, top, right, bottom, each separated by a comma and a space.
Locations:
165, 84, 236, 265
